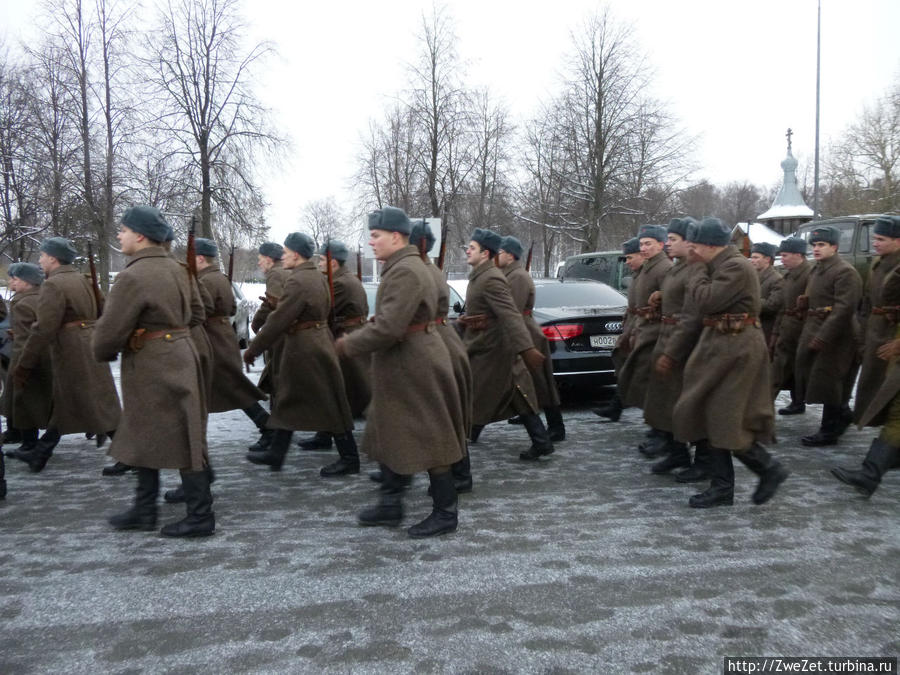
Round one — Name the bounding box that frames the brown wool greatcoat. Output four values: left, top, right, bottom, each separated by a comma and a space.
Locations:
247, 261, 353, 434
92, 247, 205, 471
331, 266, 372, 417
673, 247, 774, 450
758, 264, 785, 345
188, 276, 213, 405
612, 265, 643, 376
197, 266, 266, 413
794, 254, 863, 406
643, 260, 702, 433
252, 262, 290, 396
463, 258, 539, 425
341, 246, 463, 474
853, 250, 900, 425
770, 259, 812, 397
17, 265, 120, 435
427, 259, 472, 443
3, 288, 52, 429
618, 252, 672, 409
504, 260, 560, 409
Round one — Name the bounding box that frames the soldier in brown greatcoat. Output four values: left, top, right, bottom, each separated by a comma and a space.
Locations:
2, 264, 53, 496
296, 240, 372, 463
593, 238, 645, 421
618, 225, 674, 457
794, 225, 863, 447
460, 228, 553, 461
336, 206, 463, 538
94, 206, 213, 537
194, 238, 270, 443
852, 216, 900, 427
13, 237, 121, 473
770, 237, 812, 414
673, 218, 787, 509
641, 218, 704, 479
246, 242, 289, 455
497, 235, 566, 443
749, 242, 784, 346
242, 232, 357, 474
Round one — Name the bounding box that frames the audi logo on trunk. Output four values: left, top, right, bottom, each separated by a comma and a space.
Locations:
605, 321, 624, 333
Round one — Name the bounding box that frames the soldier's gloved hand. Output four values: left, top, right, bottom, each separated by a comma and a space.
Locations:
809, 337, 826, 352
876, 339, 900, 361
520, 347, 545, 371
796, 295, 809, 311
242, 349, 257, 367
258, 295, 267, 303
654, 354, 675, 376
648, 290, 662, 308
12, 365, 31, 389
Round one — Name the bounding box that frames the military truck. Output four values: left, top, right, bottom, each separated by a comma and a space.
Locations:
795, 214, 898, 283
559, 250, 632, 291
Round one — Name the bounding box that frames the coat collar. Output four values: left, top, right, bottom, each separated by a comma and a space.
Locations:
48, 264, 75, 278
707, 245, 739, 273
125, 245, 169, 268
382, 245, 419, 275
468, 257, 497, 281
814, 253, 841, 273
644, 251, 668, 270
503, 260, 524, 276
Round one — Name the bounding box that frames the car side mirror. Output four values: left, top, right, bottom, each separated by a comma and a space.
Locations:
453, 301, 464, 314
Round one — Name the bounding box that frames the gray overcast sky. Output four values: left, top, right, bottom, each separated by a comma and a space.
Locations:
3, 0, 900, 241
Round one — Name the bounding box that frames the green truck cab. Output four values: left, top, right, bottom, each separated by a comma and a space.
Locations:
559, 250, 633, 291
795, 214, 896, 284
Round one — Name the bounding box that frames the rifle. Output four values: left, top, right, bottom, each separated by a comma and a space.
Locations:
356, 247, 363, 282
227, 243, 235, 282
417, 220, 428, 262
325, 239, 336, 330
525, 241, 534, 272
436, 219, 448, 271
87, 242, 104, 317
186, 215, 197, 279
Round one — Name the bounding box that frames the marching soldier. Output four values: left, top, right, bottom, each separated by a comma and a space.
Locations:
194, 238, 271, 445
593, 237, 645, 421
673, 218, 788, 508
2, 264, 53, 497
247, 242, 289, 454
13, 237, 121, 473
852, 215, 900, 427
296, 240, 372, 461
498, 235, 566, 442
770, 237, 812, 414
336, 206, 463, 537
460, 228, 553, 461
794, 225, 863, 446
750, 242, 784, 346
242, 233, 358, 474
94, 206, 213, 537
642, 218, 704, 478
618, 225, 673, 457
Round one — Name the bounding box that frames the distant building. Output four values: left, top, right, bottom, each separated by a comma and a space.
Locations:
756, 129, 814, 235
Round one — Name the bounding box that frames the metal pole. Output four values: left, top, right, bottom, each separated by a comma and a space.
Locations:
813, 0, 821, 219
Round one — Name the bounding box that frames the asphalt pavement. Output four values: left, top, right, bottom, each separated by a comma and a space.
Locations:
1, 382, 898, 674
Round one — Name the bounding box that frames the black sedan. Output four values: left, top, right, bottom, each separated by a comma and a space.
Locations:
533, 278, 627, 389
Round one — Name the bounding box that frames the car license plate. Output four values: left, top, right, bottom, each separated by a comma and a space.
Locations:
590, 335, 617, 349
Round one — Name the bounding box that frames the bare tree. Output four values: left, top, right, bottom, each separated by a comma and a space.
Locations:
300, 196, 355, 249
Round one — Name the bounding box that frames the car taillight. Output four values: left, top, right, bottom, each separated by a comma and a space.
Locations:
542, 323, 584, 341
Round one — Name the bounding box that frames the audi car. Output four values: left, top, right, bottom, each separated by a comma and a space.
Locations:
533, 278, 627, 389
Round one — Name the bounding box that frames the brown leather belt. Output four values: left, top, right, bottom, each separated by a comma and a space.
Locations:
339, 315, 366, 328
872, 305, 900, 318
128, 327, 188, 352
404, 321, 434, 336
807, 306, 833, 320
661, 314, 679, 325
286, 319, 327, 334
204, 315, 230, 327
702, 313, 760, 334
635, 306, 661, 322
436, 316, 448, 326
783, 308, 805, 318
62, 319, 95, 330
522, 309, 533, 317
459, 313, 490, 331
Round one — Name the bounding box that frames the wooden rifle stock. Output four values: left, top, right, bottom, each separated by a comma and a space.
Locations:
186, 216, 197, 279
356, 247, 363, 281
437, 221, 448, 270
87, 242, 104, 317
227, 243, 235, 282
525, 241, 534, 272
325, 240, 336, 330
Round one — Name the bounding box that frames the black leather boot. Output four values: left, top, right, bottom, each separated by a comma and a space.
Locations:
248, 428, 275, 453
469, 424, 484, 444
359, 465, 408, 526
6, 428, 38, 461
320, 432, 360, 477
102, 461, 136, 476
369, 469, 385, 483
0, 452, 6, 500
778, 399, 805, 415
28, 428, 61, 473
689, 447, 734, 508
675, 441, 711, 483
451, 446, 473, 493
545, 407, 566, 442
165, 464, 215, 503
592, 394, 622, 421
519, 413, 555, 460
507, 415, 525, 425
833, 404, 854, 437
639, 430, 671, 458
831, 437, 898, 497
243, 402, 270, 430
109, 468, 159, 530
408, 471, 458, 538
801, 405, 841, 446
297, 431, 333, 450
735, 442, 789, 504
246, 428, 292, 471
651, 441, 691, 474
160, 469, 215, 537
1, 427, 22, 444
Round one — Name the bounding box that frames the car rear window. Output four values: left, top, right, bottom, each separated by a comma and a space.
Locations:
534, 282, 626, 308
